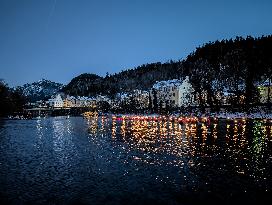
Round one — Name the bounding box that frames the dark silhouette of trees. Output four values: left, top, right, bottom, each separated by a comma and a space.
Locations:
0, 81, 26, 117
185, 35, 272, 111
151, 88, 158, 113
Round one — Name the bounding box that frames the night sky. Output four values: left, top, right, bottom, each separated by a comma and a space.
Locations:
1, 0, 272, 87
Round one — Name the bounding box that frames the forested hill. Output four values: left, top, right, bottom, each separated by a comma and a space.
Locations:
63, 61, 182, 97
63, 35, 272, 103
62, 73, 102, 96
185, 35, 272, 107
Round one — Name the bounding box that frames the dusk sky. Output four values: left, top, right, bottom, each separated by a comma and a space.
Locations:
1, 0, 272, 87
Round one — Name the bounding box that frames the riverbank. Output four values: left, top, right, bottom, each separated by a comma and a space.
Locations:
200, 112, 272, 120
107, 112, 272, 120
3, 110, 272, 120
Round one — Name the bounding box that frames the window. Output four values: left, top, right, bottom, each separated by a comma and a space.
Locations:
173, 93, 175, 97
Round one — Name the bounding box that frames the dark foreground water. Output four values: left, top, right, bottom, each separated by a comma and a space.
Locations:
0, 115, 272, 205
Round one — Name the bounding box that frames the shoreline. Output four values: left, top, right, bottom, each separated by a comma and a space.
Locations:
2, 111, 272, 120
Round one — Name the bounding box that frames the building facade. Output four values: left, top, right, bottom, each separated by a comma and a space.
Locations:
150, 77, 196, 109
178, 76, 195, 107
257, 78, 272, 104
47, 94, 64, 108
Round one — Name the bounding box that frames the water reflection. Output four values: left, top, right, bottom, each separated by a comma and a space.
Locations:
85, 113, 272, 182
1, 116, 272, 204
36, 119, 43, 139
52, 117, 75, 164
52, 118, 65, 151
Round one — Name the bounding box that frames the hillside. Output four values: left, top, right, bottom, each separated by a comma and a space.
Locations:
63, 35, 272, 108
63, 61, 182, 97
62, 73, 103, 96
17, 79, 63, 102
186, 35, 272, 108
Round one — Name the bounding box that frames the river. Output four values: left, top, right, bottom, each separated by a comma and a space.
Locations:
0, 115, 272, 205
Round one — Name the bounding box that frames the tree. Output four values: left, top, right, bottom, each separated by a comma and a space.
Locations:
151, 88, 158, 113
148, 93, 152, 112
0, 81, 26, 116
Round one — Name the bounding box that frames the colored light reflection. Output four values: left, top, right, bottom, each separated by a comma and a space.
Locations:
84, 114, 272, 182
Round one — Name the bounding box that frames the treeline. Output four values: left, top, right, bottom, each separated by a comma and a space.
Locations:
62, 61, 182, 98
63, 35, 272, 111
185, 35, 272, 111
0, 81, 26, 117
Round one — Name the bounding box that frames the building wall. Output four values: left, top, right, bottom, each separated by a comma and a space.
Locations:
150, 77, 196, 109
150, 85, 180, 108
178, 77, 195, 107
258, 86, 272, 103
47, 94, 64, 108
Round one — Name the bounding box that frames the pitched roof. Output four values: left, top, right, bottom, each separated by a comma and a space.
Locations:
257, 78, 271, 87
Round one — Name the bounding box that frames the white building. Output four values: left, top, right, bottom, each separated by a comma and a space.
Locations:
151, 79, 182, 108
47, 94, 64, 108
150, 77, 196, 108
178, 76, 195, 107
46, 94, 98, 108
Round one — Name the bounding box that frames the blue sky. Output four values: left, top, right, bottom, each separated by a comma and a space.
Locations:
0, 0, 272, 86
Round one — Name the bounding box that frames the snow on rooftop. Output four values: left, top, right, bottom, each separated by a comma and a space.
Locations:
152, 79, 182, 89
116, 92, 129, 99
257, 78, 271, 87
223, 91, 233, 96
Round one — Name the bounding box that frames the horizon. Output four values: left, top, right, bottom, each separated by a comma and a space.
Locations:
1, 0, 272, 87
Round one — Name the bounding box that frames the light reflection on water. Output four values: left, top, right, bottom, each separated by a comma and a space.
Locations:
0, 115, 272, 204
86, 114, 272, 181
52, 117, 77, 165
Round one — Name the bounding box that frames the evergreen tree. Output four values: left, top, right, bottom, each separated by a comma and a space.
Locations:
152, 89, 158, 113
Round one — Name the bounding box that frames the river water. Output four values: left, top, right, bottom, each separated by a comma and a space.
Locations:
0, 115, 272, 205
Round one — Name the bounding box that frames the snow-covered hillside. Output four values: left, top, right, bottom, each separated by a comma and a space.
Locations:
17, 79, 63, 102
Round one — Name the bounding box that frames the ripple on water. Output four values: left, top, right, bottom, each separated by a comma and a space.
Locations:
0, 116, 272, 204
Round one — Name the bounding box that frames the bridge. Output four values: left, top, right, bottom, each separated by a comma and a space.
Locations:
24, 107, 94, 117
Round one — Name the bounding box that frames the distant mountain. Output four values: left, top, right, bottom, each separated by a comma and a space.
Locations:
17, 79, 63, 102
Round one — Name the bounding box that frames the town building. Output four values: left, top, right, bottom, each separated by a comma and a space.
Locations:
150, 77, 196, 109
63, 95, 76, 107
47, 94, 97, 108
178, 76, 196, 107
257, 78, 272, 103
150, 79, 181, 109
47, 94, 64, 108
